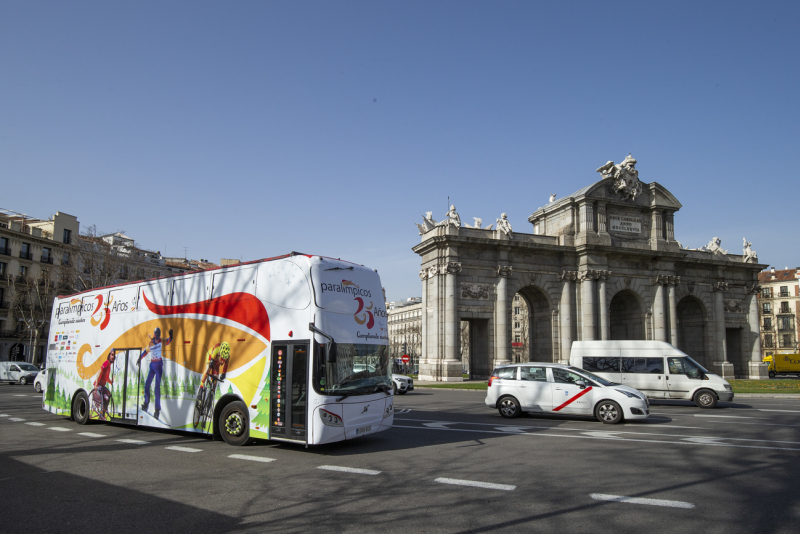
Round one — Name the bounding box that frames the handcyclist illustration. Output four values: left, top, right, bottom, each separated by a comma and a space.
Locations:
193, 341, 230, 430
137, 327, 173, 420
90, 349, 116, 421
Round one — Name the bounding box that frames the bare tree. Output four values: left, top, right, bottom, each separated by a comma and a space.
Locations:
6, 272, 57, 364
59, 225, 137, 293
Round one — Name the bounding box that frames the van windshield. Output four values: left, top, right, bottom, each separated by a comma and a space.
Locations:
568, 366, 617, 386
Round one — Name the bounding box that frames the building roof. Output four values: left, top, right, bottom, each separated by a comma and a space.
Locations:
759, 269, 800, 283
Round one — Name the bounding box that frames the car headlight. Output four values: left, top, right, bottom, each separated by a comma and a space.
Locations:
319, 408, 343, 427
724, 384, 732, 391
615, 389, 643, 400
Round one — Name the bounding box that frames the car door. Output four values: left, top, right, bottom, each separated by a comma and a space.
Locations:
516, 366, 551, 412
9, 365, 21, 382
551, 368, 595, 415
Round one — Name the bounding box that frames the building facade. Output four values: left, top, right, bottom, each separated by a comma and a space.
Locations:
413, 156, 767, 381
758, 268, 800, 357
387, 298, 422, 371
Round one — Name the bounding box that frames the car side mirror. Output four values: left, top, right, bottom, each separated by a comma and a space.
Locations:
576, 380, 587, 389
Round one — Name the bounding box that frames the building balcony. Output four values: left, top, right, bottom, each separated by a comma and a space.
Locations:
40, 256, 53, 264
19, 251, 33, 260
0, 246, 10, 256
0, 301, 8, 310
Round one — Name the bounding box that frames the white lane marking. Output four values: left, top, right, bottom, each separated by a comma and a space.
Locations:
682, 437, 723, 444
710, 421, 800, 428
693, 414, 755, 419
116, 439, 149, 444
31, 395, 42, 398
228, 454, 275, 463
166, 446, 202, 453
49, 427, 72, 432
423, 422, 454, 428
0, 414, 8, 417
78, 432, 106, 438
14, 395, 28, 397
318, 465, 381, 476
9, 418, 25, 422
435, 477, 516, 491
25, 422, 45, 426
494, 426, 528, 433
760, 409, 800, 413
391, 425, 800, 452
582, 431, 623, 439
590, 493, 695, 509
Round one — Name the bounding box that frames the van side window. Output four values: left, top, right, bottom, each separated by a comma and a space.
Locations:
646, 358, 664, 374
667, 357, 684, 375
520, 367, 547, 381
623, 357, 665, 374
582, 357, 620, 373
494, 367, 517, 380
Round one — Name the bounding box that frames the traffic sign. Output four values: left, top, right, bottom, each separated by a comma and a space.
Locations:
402, 354, 410, 364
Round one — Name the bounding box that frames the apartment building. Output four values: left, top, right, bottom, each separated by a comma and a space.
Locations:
387, 297, 422, 371
758, 267, 800, 357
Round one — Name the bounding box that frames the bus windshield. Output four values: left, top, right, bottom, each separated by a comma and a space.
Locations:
314, 343, 391, 395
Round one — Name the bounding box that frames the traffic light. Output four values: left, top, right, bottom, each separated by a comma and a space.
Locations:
402, 342, 407, 354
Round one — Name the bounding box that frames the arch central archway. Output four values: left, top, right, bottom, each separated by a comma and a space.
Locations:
610, 290, 645, 340
514, 286, 553, 363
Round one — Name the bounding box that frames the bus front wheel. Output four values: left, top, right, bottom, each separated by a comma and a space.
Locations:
73, 391, 90, 425
219, 401, 252, 446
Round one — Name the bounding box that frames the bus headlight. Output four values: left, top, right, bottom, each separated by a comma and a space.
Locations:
384, 403, 394, 418
319, 408, 343, 427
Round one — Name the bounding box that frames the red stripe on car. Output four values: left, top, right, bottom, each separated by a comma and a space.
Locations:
552, 386, 593, 412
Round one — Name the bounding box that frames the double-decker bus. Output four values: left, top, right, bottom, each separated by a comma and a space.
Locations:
43, 253, 393, 446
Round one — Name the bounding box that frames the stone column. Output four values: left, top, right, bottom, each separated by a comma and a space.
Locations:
665, 212, 675, 242
712, 281, 734, 379
442, 262, 462, 381
495, 265, 512, 366
419, 269, 428, 360
652, 276, 667, 342
598, 271, 610, 341
580, 271, 596, 340
667, 276, 679, 346
558, 271, 576, 362
419, 265, 440, 381
747, 284, 768, 379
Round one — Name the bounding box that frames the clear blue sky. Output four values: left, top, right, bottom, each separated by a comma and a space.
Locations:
2, 1, 798, 300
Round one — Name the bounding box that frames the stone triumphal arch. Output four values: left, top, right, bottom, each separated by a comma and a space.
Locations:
413, 155, 766, 381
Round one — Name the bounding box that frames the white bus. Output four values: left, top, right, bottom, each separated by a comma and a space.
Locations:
43, 253, 393, 446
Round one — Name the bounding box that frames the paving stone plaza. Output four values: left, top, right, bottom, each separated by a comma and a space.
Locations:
413, 155, 767, 381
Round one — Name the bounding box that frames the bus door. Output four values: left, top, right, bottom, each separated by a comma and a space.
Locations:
270, 342, 309, 442
109, 348, 141, 423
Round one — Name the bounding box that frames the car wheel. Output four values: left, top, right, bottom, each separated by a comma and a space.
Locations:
498, 396, 521, 418
768, 371, 776, 379
19, 377, 27, 386
694, 389, 718, 409
595, 400, 623, 424
73, 391, 91, 425
35, 382, 42, 393
219, 401, 252, 446
392, 383, 398, 395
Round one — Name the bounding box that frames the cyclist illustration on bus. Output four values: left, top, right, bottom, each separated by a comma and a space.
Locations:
137, 327, 173, 420
89, 349, 116, 421
193, 341, 231, 431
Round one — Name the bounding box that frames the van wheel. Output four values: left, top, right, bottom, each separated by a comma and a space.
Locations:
694, 389, 718, 409
219, 401, 252, 446
768, 371, 776, 379
498, 396, 521, 418
19, 377, 27, 386
595, 400, 623, 424
73, 392, 90, 425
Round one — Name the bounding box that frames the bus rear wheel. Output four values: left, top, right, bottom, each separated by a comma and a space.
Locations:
219, 401, 252, 446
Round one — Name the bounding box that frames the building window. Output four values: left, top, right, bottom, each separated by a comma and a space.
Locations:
780, 286, 789, 297
0, 262, 5, 276
781, 334, 794, 348
19, 265, 28, 277
761, 287, 771, 298
763, 302, 772, 314
780, 302, 791, 313
20, 242, 32, 260
0, 237, 8, 255
763, 317, 772, 330
514, 335, 521, 343
778, 316, 793, 331
63, 229, 72, 244
764, 334, 774, 348
41, 247, 52, 263
514, 322, 520, 328
515, 295, 520, 302
514, 307, 520, 315
62, 252, 70, 266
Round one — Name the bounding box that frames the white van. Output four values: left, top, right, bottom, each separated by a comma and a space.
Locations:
569, 341, 733, 408
0, 361, 40, 385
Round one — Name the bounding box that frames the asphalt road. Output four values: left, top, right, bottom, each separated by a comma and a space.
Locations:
2, 385, 800, 533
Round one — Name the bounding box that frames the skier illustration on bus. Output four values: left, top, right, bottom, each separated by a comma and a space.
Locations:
137, 327, 173, 420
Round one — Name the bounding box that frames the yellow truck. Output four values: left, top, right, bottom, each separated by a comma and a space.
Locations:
763, 353, 800, 378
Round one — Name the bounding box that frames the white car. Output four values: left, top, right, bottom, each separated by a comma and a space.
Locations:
485, 362, 649, 424
392, 374, 414, 395
34, 368, 49, 393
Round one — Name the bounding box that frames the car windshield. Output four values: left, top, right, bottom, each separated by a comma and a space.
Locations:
567, 366, 617, 386
18, 364, 39, 372
313, 343, 391, 395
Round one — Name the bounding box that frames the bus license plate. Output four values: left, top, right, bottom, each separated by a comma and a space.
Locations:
356, 425, 372, 435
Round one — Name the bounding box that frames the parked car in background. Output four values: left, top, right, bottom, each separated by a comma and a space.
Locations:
0, 362, 40, 385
